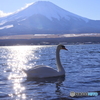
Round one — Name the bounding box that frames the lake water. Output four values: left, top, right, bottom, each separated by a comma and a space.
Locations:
0, 44, 100, 100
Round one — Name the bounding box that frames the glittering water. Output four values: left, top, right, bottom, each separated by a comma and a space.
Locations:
0, 44, 100, 100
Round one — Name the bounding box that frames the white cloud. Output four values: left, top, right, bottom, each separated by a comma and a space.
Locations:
0, 2, 34, 17
16, 2, 34, 12
25, 2, 34, 8
0, 10, 12, 17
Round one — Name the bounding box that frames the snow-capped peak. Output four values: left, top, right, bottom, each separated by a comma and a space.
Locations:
18, 1, 89, 21
0, 1, 89, 23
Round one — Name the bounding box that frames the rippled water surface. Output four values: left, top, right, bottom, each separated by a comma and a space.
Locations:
0, 44, 100, 100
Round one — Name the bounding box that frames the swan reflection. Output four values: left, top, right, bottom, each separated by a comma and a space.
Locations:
26, 75, 65, 83
26, 75, 65, 97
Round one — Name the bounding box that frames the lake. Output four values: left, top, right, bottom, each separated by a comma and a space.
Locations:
0, 44, 100, 100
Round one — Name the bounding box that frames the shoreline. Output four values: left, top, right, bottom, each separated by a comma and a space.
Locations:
0, 36, 100, 46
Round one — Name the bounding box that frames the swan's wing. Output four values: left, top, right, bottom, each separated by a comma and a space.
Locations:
26, 65, 51, 71
24, 65, 55, 73
29, 65, 56, 72
33, 65, 49, 69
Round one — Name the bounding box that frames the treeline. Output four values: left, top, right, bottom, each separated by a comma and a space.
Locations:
0, 37, 100, 46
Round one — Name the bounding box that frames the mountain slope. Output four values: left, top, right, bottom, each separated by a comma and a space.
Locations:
0, 1, 100, 36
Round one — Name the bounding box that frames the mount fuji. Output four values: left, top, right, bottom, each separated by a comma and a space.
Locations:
0, 1, 100, 36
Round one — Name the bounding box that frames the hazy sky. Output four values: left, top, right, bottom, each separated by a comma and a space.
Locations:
0, 0, 100, 20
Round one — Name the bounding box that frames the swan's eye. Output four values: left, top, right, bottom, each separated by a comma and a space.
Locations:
62, 46, 65, 48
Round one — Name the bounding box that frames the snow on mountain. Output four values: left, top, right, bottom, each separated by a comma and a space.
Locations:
0, 1, 100, 35
0, 1, 89, 23
0, 25, 13, 30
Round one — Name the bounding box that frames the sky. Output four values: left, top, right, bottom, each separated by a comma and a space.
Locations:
0, 0, 100, 20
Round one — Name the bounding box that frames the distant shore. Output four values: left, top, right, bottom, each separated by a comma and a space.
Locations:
0, 34, 100, 46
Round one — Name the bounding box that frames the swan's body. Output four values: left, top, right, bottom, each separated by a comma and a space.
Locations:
23, 44, 67, 78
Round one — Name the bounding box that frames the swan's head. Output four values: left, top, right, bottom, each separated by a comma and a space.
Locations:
58, 44, 68, 50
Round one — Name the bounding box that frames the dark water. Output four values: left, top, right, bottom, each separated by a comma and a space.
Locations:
0, 44, 100, 100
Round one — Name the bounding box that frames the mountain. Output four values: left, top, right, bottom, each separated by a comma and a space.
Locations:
0, 1, 100, 36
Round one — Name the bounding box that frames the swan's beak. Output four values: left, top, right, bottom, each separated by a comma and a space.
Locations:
63, 47, 68, 51
64, 48, 68, 51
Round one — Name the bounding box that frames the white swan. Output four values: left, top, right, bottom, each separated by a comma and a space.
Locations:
23, 44, 68, 78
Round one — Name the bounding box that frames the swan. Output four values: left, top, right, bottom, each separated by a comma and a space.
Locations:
23, 44, 68, 78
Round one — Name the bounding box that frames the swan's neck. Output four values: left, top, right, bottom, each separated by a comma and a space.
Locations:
56, 48, 65, 74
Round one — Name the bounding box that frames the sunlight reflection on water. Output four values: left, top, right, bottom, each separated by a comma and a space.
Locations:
5, 45, 54, 99
6, 46, 45, 78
